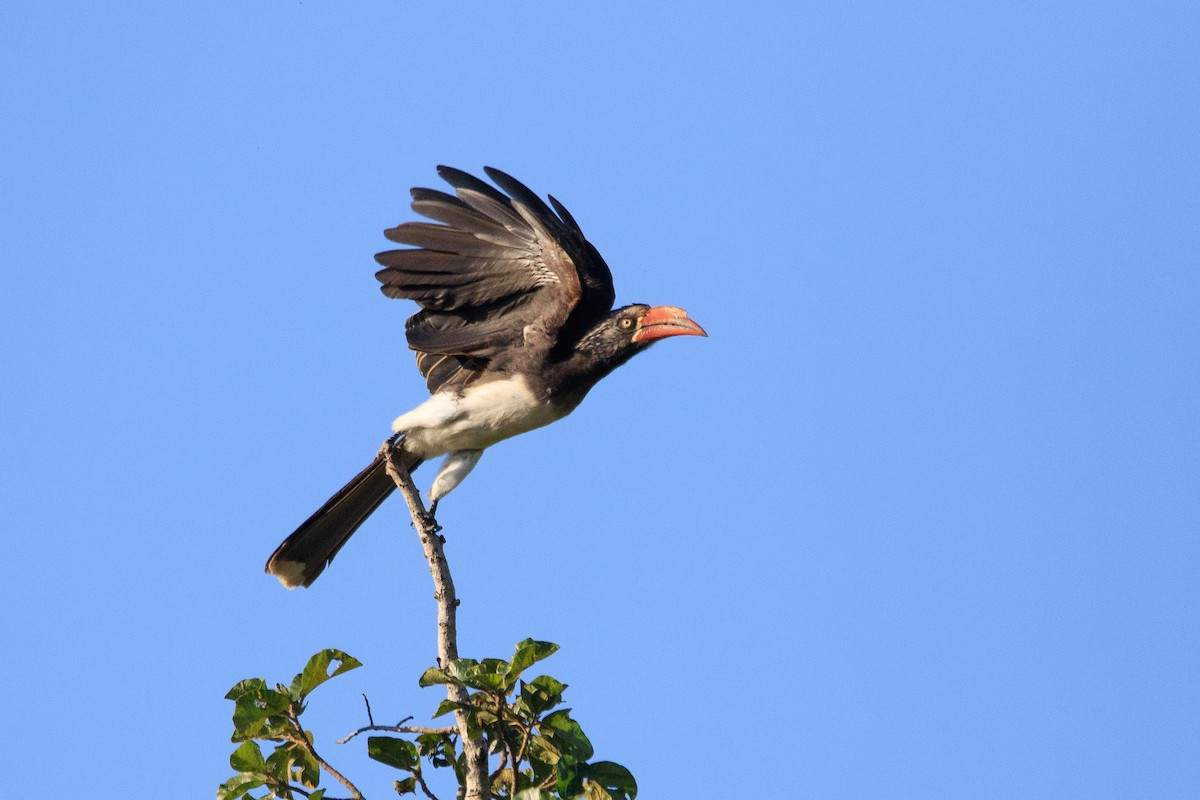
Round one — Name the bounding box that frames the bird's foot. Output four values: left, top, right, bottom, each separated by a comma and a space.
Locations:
377, 431, 403, 460
420, 501, 442, 534
417, 513, 443, 535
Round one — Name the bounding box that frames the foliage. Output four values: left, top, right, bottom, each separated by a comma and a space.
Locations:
219, 649, 361, 800
220, 641, 636, 800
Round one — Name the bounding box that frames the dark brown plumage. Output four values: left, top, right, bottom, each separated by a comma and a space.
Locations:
266, 167, 705, 588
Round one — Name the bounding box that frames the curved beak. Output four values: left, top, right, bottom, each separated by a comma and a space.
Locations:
631, 306, 708, 343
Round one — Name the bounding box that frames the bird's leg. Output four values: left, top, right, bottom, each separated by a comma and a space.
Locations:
404, 497, 440, 534
416, 500, 442, 536
421, 500, 442, 534
420, 449, 483, 534
379, 433, 440, 531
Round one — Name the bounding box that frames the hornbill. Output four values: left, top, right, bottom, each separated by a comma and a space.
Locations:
266, 167, 706, 588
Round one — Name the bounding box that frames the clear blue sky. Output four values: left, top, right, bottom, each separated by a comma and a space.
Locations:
2, 2, 1197, 797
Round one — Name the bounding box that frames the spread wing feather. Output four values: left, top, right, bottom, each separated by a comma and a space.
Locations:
548, 195, 584, 237
404, 294, 535, 354
406, 188, 507, 234
375, 166, 616, 394
383, 222, 529, 258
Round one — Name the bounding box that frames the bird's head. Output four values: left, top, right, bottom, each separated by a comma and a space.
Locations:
575, 304, 707, 373
624, 304, 708, 345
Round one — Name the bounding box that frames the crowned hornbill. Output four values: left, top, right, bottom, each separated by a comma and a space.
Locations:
266, 167, 706, 588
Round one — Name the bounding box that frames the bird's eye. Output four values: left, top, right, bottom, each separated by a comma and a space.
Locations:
619, 318, 634, 330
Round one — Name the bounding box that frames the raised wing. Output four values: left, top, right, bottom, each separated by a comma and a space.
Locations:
375, 167, 616, 393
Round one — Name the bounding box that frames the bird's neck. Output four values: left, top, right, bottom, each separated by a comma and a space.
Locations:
542, 337, 640, 411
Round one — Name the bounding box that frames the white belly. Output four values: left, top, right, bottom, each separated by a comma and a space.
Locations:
392, 374, 566, 458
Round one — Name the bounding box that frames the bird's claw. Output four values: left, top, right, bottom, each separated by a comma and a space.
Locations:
377, 431, 403, 460
420, 500, 442, 534
419, 512, 442, 534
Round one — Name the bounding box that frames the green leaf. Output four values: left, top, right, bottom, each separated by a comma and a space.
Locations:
423, 658, 514, 692
252, 719, 294, 742
526, 736, 560, 785
290, 649, 362, 699
416, 730, 453, 754
228, 683, 292, 740
228, 741, 266, 773
468, 673, 507, 693
471, 657, 511, 690
310, 791, 326, 800
444, 658, 480, 683
541, 710, 594, 761
451, 747, 466, 785
225, 677, 269, 702
417, 732, 458, 768
472, 707, 499, 729
394, 777, 417, 795
368, 736, 419, 771
416, 732, 444, 749
265, 742, 302, 784
449, 657, 506, 692
507, 640, 559, 683
556, 754, 584, 797
583, 784, 614, 800
263, 740, 318, 788
528, 674, 567, 696
299, 738, 321, 787
514, 789, 556, 800
490, 767, 513, 796
583, 762, 638, 800
216, 772, 264, 800
418, 666, 452, 687
518, 674, 567, 717
432, 697, 470, 718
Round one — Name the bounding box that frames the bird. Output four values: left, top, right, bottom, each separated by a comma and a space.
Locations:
266, 166, 706, 588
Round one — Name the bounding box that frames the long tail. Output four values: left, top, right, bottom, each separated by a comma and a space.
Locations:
265, 442, 424, 588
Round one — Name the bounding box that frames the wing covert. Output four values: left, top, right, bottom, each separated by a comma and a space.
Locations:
375, 167, 617, 393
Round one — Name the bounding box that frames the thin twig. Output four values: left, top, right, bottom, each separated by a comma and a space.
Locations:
263, 783, 354, 800
335, 691, 450, 800
491, 748, 509, 798
337, 723, 458, 745
338, 698, 459, 743
285, 706, 365, 800
384, 441, 490, 800
413, 766, 441, 800
497, 694, 518, 799
513, 716, 535, 775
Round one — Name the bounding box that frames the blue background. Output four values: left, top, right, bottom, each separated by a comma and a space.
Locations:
2, 2, 1197, 797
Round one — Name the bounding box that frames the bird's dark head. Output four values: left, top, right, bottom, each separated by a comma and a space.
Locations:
574, 304, 707, 375
623, 304, 708, 345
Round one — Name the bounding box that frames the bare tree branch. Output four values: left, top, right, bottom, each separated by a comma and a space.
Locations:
337, 723, 458, 745
337, 699, 459, 743
384, 440, 490, 800
262, 781, 355, 800
413, 766, 442, 800
284, 706, 365, 800
263, 780, 312, 798
362, 693, 375, 726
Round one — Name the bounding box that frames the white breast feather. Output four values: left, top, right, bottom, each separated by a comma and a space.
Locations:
392, 375, 565, 457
